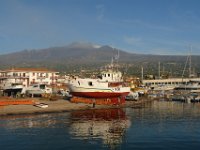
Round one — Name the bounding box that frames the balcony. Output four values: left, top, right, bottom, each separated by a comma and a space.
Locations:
0, 76, 8, 79
50, 77, 59, 80
37, 76, 46, 79
0, 75, 29, 79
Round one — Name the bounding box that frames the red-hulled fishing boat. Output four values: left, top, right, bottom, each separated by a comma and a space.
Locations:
68, 65, 130, 105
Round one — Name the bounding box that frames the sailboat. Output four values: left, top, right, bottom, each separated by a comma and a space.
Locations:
175, 45, 200, 92
171, 46, 200, 102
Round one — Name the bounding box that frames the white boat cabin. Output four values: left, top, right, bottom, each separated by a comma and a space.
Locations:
97, 70, 123, 82
69, 70, 125, 89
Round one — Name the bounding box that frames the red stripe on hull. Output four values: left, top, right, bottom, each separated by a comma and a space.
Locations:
71, 92, 129, 98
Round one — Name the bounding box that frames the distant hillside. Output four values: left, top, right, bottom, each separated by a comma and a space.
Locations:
0, 42, 200, 77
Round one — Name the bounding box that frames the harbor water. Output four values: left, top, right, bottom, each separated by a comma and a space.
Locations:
1, 100, 200, 150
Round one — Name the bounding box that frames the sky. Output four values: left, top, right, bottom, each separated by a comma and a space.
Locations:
0, 0, 200, 55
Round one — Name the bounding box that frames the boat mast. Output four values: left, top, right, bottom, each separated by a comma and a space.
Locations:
141, 66, 144, 82
111, 57, 114, 70
116, 48, 119, 71
158, 61, 160, 79
112, 46, 119, 71
189, 45, 192, 78
182, 55, 189, 81
182, 45, 192, 81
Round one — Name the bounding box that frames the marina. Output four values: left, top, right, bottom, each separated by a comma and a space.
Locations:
0, 44, 200, 150
1, 1, 200, 149
1, 65, 200, 115
0, 31, 199, 150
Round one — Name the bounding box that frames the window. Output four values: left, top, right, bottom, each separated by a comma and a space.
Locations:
33, 85, 38, 88
40, 84, 45, 89
108, 74, 110, 77
88, 81, 93, 86
13, 73, 17, 76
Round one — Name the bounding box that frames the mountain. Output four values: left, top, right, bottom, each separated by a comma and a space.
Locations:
0, 42, 134, 66
0, 42, 200, 76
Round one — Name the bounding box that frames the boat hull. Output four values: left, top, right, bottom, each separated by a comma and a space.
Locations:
71, 91, 129, 98
68, 74, 130, 105
71, 96, 126, 105
69, 84, 130, 98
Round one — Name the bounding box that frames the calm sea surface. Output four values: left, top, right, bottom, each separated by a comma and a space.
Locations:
1, 101, 200, 150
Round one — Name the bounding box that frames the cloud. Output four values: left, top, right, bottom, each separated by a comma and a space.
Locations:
122, 19, 178, 32
123, 36, 142, 45
148, 48, 179, 55
0, 34, 6, 40
168, 5, 200, 31
96, 4, 105, 21
122, 35, 200, 55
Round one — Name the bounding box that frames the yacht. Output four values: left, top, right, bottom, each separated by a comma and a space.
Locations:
2, 82, 24, 96
21, 83, 52, 96
174, 80, 200, 93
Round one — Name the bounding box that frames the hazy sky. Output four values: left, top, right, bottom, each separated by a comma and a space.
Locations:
0, 0, 200, 55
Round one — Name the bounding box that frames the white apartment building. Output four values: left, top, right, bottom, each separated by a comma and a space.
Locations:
0, 68, 59, 89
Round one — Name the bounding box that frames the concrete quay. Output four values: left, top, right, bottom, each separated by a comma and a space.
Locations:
0, 97, 153, 116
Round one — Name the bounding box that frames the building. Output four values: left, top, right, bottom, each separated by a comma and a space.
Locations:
0, 68, 59, 89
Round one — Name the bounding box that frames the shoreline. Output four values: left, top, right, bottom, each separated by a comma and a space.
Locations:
0, 97, 153, 116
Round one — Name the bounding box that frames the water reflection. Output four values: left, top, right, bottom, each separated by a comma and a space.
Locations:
140, 100, 200, 119
0, 113, 70, 129
126, 100, 200, 143
69, 108, 131, 149
1, 101, 200, 149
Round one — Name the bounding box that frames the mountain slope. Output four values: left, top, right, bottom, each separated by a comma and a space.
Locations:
0, 42, 199, 76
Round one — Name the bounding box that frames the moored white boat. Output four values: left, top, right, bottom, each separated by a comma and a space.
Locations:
2, 82, 24, 96
174, 80, 200, 93
21, 83, 52, 96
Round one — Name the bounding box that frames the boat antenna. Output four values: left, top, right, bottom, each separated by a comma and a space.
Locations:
117, 48, 120, 71
111, 56, 114, 70
114, 48, 120, 71
111, 45, 120, 71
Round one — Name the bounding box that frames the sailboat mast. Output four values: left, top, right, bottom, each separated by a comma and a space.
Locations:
189, 45, 192, 78
141, 66, 144, 82
182, 45, 193, 80
158, 61, 160, 79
